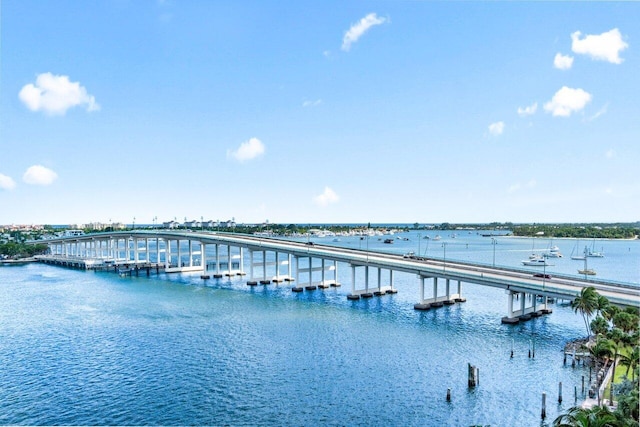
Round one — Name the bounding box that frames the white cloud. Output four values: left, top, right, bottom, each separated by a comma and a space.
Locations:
508, 179, 536, 193
544, 86, 592, 117
23, 165, 58, 185
553, 53, 574, 70
303, 99, 323, 108
586, 103, 608, 122
226, 137, 265, 162
19, 73, 99, 115
0, 173, 16, 190
517, 102, 538, 117
508, 183, 521, 193
488, 121, 505, 136
571, 28, 628, 64
313, 186, 339, 207
341, 13, 387, 52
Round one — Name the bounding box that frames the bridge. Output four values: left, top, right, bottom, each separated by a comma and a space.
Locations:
34, 230, 640, 323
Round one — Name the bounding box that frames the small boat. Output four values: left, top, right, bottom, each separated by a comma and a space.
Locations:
570, 240, 586, 260
432, 235, 441, 241
578, 257, 596, 276
544, 243, 563, 258
585, 240, 604, 257
383, 238, 394, 244
522, 256, 553, 267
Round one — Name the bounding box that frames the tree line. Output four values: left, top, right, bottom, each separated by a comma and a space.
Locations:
553, 287, 639, 426
0, 242, 49, 259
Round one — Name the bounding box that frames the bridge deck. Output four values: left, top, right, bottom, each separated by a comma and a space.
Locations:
36, 230, 640, 308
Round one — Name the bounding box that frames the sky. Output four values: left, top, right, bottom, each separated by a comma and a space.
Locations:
1, 1, 639, 226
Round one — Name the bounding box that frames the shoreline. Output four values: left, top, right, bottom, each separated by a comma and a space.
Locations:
502, 235, 639, 241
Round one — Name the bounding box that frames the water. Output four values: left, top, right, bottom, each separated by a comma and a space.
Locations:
1, 232, 638, 426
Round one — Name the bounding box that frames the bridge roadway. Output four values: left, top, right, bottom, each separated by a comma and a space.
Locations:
38, 230, 640, 310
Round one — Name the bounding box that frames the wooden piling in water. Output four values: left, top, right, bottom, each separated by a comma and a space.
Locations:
541, 392, 546, 419
446, 388, 451, 402
558, 382, 563, 404
532, 340, 535, 358
468, 363, 478, 388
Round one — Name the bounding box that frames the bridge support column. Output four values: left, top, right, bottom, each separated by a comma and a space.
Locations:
347, 264, 359, 300
431, 278, 444, 307
414, 275, 430, 310
387, 270, 397, 294
361, 266, 372, 298
305, 257, 316, 291
246, 250, 257, 285
455, 281, 466, 302
214, 244, 220, 275
262, 250, 267, 281
274, 252, 280, 282
292, 256, 303, 292
319, 259, 328, 289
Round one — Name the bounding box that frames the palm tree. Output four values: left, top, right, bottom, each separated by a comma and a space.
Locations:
619, 346, 640, 382
591, 316, 610, 337
602, 304, 620, 322
595, 294, 610, 318
607, 328, 627, 404
572, 287, 599, 337
613, 312, 638, 334
552, 405, 619, 427
586, 338, 614, 387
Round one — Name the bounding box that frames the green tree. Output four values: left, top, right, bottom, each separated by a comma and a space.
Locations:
606, 328, 628, 404
595, 294, 610, 318
572, 287, 599, 337
613, 312, 638, 334
619, 346, 640, 382
591, 316, 610, 337
552, 405, 620, 427
615, 379, 639, 423
603, 304, 621, 322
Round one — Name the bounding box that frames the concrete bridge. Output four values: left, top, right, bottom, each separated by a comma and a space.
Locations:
34, 230, 640, 323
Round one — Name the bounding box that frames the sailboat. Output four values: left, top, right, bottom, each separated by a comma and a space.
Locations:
578, 257, 596, 276
585, 239, 604, 258
570, 240, 586, 260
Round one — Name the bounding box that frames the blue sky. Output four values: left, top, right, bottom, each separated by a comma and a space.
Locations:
1, 1, 638, 225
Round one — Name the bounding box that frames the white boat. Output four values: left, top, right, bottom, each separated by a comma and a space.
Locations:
570, 240, 586, 260
432, 235, 441, 241
522, 256, 553, 267
585, 240, 604, 257
543, 242, 563, 258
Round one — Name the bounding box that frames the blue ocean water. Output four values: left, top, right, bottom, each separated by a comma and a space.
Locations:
1, 233, 638, 426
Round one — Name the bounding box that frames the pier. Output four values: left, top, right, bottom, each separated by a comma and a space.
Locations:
32, 230, 640, 322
